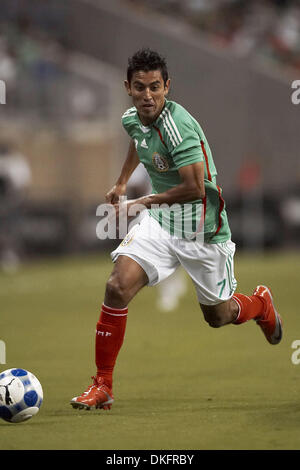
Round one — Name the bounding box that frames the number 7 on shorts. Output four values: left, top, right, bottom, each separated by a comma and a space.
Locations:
217, 279, 226, 298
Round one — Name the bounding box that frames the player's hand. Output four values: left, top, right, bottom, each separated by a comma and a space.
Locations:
112, 198, 138, 219
105, 184, 127, 204
110, 198, 139, 239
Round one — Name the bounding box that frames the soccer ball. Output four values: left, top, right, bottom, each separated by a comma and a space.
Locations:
0, 368, 43, 423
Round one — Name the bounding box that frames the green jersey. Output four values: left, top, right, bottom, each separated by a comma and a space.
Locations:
122, 99, 231, 243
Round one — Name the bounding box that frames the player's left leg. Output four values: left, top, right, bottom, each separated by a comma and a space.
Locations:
233, 286, 282, 344
200, 288, 270, 328
199, 298, 238, 328
176, 239, 282, 345
200, 285, 282, 345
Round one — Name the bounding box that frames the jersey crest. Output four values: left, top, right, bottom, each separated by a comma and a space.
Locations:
152, 152, 169, 172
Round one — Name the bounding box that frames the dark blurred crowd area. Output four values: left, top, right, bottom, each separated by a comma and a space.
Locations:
0, 1, 65, 118
1, 0, 299, 118
0, 1, 299, 270
0, 1, 103, 121
127, 0, 300, 71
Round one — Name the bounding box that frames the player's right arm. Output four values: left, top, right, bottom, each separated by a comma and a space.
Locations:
105, 140, 140, 204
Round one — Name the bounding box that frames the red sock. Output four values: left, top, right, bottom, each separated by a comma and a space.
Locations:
232, 293, 265, 324
95, 303, 128, 389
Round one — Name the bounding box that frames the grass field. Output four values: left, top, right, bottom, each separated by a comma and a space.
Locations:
0, 250, 299, 450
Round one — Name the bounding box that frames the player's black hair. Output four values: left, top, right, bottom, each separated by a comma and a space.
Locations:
127, 48, 169, 85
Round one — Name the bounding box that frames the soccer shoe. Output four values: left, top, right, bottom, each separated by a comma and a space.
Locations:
70, 376, 114, 410
253, 285, 283, 345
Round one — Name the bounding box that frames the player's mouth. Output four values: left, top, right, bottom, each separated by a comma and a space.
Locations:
142, 103, 155, 110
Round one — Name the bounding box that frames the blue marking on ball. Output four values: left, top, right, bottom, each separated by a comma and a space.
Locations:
24, 390, 38, 407
11, 369, 28, 377
0, 406, 12, 422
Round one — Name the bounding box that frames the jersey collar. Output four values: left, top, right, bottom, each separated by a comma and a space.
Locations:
136, 99, 168, 132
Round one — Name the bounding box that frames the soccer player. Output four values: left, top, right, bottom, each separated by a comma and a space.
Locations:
70, 49, 282, 410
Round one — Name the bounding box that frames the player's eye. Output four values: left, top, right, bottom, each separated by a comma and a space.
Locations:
151, 83, 161, 90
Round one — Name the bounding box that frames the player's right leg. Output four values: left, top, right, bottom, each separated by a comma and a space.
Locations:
104, 253, 149, 308
70, 213, 180, 410
70, 255, 148, 410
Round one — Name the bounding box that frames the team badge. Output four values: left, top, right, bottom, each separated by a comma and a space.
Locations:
120, 226, 137, 247
120, 233, 134, 247
152, 152, 169, 172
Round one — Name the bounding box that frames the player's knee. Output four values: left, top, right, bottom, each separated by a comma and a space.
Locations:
105, 275, 127, 305
201, 302, 233, 328
201, 308, 227, 328
205, 315, 225, 328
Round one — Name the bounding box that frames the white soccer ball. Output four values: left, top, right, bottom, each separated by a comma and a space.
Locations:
0, 368, 43, 423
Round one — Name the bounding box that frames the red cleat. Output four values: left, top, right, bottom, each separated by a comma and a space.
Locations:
253, 285, 283, 345
70, 376, 114, 410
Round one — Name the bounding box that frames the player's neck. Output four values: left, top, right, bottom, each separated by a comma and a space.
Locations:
138, 114, 154, 127
138, 100, 167, 126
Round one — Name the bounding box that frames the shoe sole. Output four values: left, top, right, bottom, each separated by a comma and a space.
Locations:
70, 394, 114, 411
257, 285, 283, 345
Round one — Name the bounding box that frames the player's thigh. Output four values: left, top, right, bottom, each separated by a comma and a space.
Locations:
111, 213, 179, 286
175, 239, 237, 305
105, 254, 149, 307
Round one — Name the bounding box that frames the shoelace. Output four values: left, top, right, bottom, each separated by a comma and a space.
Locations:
81, 377, 97, 396
81, 376, 108, 397
92, 376, 106, 391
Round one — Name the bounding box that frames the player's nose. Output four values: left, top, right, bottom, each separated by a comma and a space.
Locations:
143, 88, 152, 101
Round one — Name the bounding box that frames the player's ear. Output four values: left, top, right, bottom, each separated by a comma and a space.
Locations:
164, 79, 171, 96
124, 80, 132, 96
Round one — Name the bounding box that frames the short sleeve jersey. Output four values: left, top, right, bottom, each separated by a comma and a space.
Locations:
122, 99, 231, 243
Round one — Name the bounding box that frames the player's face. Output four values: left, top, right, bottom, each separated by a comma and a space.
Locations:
125, 70, 170, 126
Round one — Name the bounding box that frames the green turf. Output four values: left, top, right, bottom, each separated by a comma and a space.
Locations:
0, 251, 299, 450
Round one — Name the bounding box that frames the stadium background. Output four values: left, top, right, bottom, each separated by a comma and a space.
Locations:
0, 0, 300, 450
